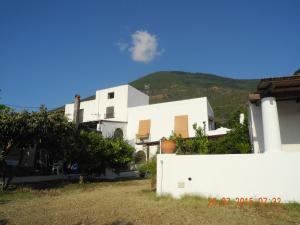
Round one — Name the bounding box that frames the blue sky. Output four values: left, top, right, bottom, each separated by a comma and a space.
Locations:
1, 0, 299, 109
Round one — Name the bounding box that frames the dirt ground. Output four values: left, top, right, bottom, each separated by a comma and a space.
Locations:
0, 179, 300, 225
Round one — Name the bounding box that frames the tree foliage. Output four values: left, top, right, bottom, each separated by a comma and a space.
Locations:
208, 109, 251, 154
0, 106, 76, 190
175, 110, 251, 155
176, 123, 208, 154
65, 130, 134, 175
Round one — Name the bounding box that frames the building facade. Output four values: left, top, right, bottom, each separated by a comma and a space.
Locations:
65, 84, 224, 157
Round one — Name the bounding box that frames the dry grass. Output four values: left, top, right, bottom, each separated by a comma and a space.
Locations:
1, 179, 300, 225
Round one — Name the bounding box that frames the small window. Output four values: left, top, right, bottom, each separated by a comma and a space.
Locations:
105, 106, 114, 119
108, 92, 114, 99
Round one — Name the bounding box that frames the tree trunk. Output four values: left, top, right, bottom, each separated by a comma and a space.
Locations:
1, 162, 13, 191
79, 175, 84, 184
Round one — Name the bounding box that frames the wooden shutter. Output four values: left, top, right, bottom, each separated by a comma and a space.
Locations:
174, 115, 189, 138
137, 120, 151, 138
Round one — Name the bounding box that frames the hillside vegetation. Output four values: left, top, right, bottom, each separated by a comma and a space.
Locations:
130, 71, 259, 123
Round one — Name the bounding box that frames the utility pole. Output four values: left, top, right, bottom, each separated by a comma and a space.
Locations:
73, 94, 81, 129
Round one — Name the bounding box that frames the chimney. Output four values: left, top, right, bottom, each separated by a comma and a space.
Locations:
74, 94, 81, 129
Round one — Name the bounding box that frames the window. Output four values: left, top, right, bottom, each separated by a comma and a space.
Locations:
105, 106, 114, 119
108, 92, 114, 99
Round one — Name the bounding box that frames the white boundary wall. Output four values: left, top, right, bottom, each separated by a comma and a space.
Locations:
157, 152, 300, 203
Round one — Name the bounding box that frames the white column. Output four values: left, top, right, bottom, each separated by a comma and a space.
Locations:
261, 97, 282, 153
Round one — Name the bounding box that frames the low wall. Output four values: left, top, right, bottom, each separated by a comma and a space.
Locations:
156, 152, 300, 203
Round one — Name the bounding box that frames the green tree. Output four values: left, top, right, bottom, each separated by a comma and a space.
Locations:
208, 109, 251, 154
0, 106, 76, 190
65, 130, 134, 177
0, 108, 34, 190
175, 123, 208, 154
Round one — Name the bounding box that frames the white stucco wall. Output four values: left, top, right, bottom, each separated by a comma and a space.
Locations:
64, 84, 149, 123
157, 152, 300, 203
100, 121, 127, 139
249, 100, 300, 153
277, 101, 300, 152
127, 97, 210, 151
127, 85, 149, 108
65, 99, 98, 122
96, 85, 129, 122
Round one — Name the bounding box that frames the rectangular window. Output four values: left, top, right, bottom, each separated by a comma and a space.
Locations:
105, 106, 114, 119
108, 92, 114, 99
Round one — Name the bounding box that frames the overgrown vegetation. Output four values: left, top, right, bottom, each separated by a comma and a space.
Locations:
176, 124, 208, 154
0, 106, 76, 190
0, 107, 134, 190
175, 109, 251, 155
208, 109, 251, 154
138, 157, 157, 191
65, 130, 134, 175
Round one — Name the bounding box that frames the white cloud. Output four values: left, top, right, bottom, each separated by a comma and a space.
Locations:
129, 30, 160, 63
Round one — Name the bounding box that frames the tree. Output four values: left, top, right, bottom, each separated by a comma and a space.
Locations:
175, 123, 208, 154
65, 130, 134, 177
208, 109, 251, 154
0, 108, 34, 190
0, 106, 76, 190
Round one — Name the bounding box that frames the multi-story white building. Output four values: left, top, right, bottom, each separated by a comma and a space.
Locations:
65, 84, 226, 157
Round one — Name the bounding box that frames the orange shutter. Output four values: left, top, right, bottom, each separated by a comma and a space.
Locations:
137, 120, 151, 138
174, 115, 189, 138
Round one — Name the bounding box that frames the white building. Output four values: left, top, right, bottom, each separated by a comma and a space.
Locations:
65, 84, 226, 157
249, 75, 300, 153
156, 75, 300, 203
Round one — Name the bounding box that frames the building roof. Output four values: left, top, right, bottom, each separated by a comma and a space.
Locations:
249, 75, 300, 103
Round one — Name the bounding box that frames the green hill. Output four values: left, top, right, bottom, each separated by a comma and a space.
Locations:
130, 71, 259, 123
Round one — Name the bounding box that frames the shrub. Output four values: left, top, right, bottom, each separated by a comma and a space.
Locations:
66, 130, 134, 175
208, 109, 251, 154
176, 110, 252, 155
176, 123, 208, 155
137, 157, 157, 191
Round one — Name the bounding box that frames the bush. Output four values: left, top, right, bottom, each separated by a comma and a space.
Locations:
137, 157, 157, 191
176, 123, 208, 155
176, 110, 252, 155
66, 130, 134, 175
208, 109, 251, 154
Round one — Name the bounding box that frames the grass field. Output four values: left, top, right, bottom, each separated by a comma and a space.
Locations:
1, 179, 300, 225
